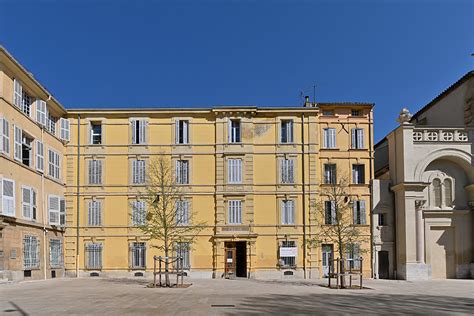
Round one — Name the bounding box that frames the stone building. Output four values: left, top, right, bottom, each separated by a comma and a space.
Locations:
373, 71, 474, 280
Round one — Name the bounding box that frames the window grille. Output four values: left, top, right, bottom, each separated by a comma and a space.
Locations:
175, 242, 190, 270
90, 122, 102, 144
22, 91, 32, 116
50, 239, 62, 268
280, 240, 296, 267
86, 243, 102, 269
23, 235, 39, 269
131, 242, 146, 269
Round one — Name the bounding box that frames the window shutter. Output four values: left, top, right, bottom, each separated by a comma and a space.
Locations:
13, 79, 22, 107
36, 141, 44, 172
351, 128, 356, 149
139, 120, 146, 144
60, 118, 70, 141
132, 160, 137, 183
183, 161, 188, 184
0, 118, 3, 154
353, 201, 358, 224
360, 200, 366, 225
175, 160, 181, 183
288, 121, 293, 142
330, 128, 336, 148
2, 118, 9, 154
175, 120, 180, 144
289, 160, 294, 183
183, 121, 188, 144
131, 120, 137, 144
331, 200, 336, 224
237, 159, 242, 183
13, 125, 22, 161
60, 198, 66, 226
36, 100, 47, 126
323, 129, 328, 148
357, 129, 364, 148
48, 195, 60, 225
32, 190, 37, 220
22, 187, 31, 219
352, 165, 357, 184
228, 120, 232, 142
2, 179, 15, 216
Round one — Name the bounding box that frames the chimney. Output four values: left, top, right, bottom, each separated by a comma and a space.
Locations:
304, 96, 311, 107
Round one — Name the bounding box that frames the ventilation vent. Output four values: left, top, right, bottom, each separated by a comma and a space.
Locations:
134, 272, 144, 277
90, 272, 100, 277
182, 272, 188, 277
24, 270, 32, 278
51, 270, 56, 278
283, 271, 294, 276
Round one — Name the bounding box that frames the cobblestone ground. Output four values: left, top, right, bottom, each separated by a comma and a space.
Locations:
0, 277, 473, 315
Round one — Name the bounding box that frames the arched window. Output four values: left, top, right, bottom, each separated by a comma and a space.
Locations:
433, 178, 442, 207
443, 178, 453, 207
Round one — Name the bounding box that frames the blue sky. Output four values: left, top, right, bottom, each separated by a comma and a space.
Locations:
1, 0, 473, 142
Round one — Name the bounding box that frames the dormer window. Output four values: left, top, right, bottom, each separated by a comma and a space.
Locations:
322, 110, 334, 116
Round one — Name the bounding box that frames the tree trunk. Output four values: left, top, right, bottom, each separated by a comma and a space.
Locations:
339, 246, 345, 288
164, 247, 170, 287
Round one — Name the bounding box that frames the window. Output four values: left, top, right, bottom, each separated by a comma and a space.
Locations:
175, 120, 189, 144
131, 200, 146, 226
48, 195, 60, 225
131, 119, 147, 145
323, 128, 336, 149
90, 122, 102, 144
324, 164, 337, 184
36, 141, 44, 172
280, 120, 294, 143
0, 117, 10, 155
228, 119, 241, 143
132, 160, 146, 184
227, 158, 242, 184
13, 125, 22, 161
351, 110, 361, 116
280, 158, 295, 184
325, 201, 336, 225
86, 243, 102, 269
353, 200, 366, 225
13, 79, 22, 108
23, 235, 39, 269
322, 110, 334, 116
279, 240, 296, 267
175, 160, 189, 184
1, 178, 15, 217
60, 118, 70, 141
50, 239, 63, 268
346, 243, 360, 269
131, 242, 146, 269
21, 133, 34, 167
175, 242, 190, 270
22, 186, 36, 221
36, 100, 47, 126
48, 149, 61, 180
60, 198, 66, 227
351, 128, 364, 149
175, 200, 189, 225
47, 112, 57, 136
433, 178, 441, 207
378, 213, 386, 226
444, 179, 453, 207
88, 160, 102, 185
228, 200, 242, 224
281, 200, 295, 225
88, 200, 102, 226
352, 164, 365, 184
22, 91, 32, 117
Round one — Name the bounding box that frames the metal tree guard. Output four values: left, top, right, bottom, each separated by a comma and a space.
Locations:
153, 255, 184, 287
328, 257, 363, 289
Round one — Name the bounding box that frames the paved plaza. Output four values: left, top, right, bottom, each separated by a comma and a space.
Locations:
0, 277, 473, 315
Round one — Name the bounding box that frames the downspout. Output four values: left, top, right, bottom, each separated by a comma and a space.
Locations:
301, 113, 307, 279
368, 108, 374, 278
75, 115, 81, 277
41, 127, 47, 280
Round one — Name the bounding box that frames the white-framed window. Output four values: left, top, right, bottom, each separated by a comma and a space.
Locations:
60, 118, 70, 142
174, 242, 190, 270
228, 200, 242, 224
36, 140, 44, 172
47, 112, 57, 136
351, 109, 361, 116
13, 79, 23, 108
22, 91, 32, 117
324, 163, 337, 184
88, 200, 102, 226
88, 159, 102, 185
175, 160, 189, 184
281, 200, 295, 225
324, 200, 336, 225
346, 243, 360, 269
353, 200, 366, 225
351, 128, 364, 149
175, 120, 189, 144
227, 158, 242, 184
48, 149, 61, 180
323, 128, 336, 149
279, 240, 297, 267
131, 200, 146, 226
13, 125, 22, 162
175, 200, 189, 225
228, 119, 241, 143
280, 158, 295, 184
85, 243, 102, 269
280, 120, 294, 143
1, 178, 16, 217
36, 100, 47, 126
90, 122, 102, 145
23, 235, 40, 269
352, 164, 365, 184
131, 119, 147, 145
48, 195, 60, 225
0, 117, 10, 155
50, 239, 63, 268
22, 186, 37, 221
131, 242, 146, 269
132, 159, 146, 184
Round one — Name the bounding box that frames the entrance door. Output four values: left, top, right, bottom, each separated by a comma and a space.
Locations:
224, 242, 247, 278
378, 250, 389, 279
322, 244, 333, 277
224, 246, 236, 278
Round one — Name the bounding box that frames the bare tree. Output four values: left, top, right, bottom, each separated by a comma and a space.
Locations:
309, 177, 369, 288
132, 155, 206, 287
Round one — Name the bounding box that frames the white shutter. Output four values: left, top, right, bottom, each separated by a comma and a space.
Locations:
237, 159, 242, 183
360, 200, 366, 225
132, 160, 137, 184
289, 200, 294, 224
351, 128, 356, 149
36, 100, 47, 126
357, 129, 364, 149
288, 121, 293, 143
60, 118, 70, 141
36, 141, 44, 172
288, 159, 294, 183
60, 198, 66, 226
49, 195, 60, 225
330, 128, 336, 148
175, 120, 180, 144
32, 190, 37, 220
1, 179, 15, 216
139, 120, 146, 144
13, 125, 22, 161
22, 187, 31, 219
183, 121, 188, 144
353, 201, 358, 224
228, 119, 232, 142
131, 120, 137, 144
13, 79, 22, 107
175, 160, 181, 183
330, 200, 336, 224
183, 161, 188, 184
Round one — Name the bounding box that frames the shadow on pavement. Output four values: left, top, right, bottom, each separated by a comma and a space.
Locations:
225, 293, 474, 315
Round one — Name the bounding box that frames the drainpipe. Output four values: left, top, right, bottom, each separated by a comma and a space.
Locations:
368, 108, 374, 278
75, 115, 81, 277
41, 127, 47, 280
301, 113, 307, 279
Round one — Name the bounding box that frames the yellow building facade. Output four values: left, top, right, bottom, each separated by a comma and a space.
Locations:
0, 46, 374, 280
